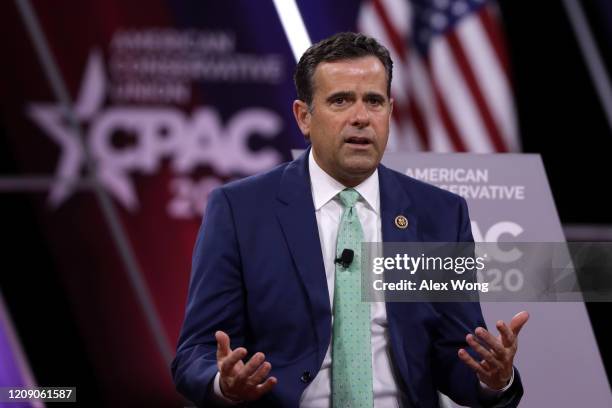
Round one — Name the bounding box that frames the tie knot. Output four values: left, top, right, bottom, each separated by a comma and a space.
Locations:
338, 188, 360, 208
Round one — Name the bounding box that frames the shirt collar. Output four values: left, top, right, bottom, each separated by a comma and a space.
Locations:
308, 149, 380, 214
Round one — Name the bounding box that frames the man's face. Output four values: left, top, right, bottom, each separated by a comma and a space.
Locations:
293, 56, 393, 186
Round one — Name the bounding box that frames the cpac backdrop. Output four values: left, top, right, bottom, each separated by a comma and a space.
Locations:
1, 0, 611, 407
380, 152, 612, 407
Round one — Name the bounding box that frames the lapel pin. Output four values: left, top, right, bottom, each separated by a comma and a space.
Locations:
395, 215, 408, 229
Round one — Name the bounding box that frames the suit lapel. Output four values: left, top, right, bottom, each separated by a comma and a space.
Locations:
379, 164, 419, 243
275, 148, 331, 365
379, 164, 422, 407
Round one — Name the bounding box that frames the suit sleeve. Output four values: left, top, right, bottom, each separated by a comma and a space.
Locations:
171, 188, 246, 407
432, 197, 523, 408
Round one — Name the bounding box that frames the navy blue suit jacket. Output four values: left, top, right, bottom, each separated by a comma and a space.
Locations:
171, 149, 523, 407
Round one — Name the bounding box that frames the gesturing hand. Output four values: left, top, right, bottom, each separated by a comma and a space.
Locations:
216, 331, 278, 402
458, 311, 529, 390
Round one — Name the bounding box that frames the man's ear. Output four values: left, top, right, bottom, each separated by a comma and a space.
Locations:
292, 99, 311, 140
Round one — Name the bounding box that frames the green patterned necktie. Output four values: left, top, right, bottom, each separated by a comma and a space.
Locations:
332, 188, 373, 408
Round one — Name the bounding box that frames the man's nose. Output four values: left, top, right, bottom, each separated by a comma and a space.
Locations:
350, 101, 370, 128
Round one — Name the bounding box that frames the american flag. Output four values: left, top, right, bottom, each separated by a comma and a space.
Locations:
358, 0, 519, 152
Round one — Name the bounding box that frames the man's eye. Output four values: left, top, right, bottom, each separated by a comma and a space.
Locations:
367, 98, 383, 106
332, 97, 346, 105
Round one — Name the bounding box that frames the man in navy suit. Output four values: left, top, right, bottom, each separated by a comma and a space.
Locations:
172, 32, 528, 407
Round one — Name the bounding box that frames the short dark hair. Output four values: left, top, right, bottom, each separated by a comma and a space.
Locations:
294, 32, 393, 106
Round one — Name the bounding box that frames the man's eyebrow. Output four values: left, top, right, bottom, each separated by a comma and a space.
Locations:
364, 91, 386, 101
326, 91, 355, 102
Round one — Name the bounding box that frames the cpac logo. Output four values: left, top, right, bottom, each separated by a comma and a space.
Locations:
28, 50, 283, 210
472, 220, 524, 262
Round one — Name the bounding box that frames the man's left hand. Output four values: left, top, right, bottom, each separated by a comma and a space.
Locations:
458, 311, 529, 390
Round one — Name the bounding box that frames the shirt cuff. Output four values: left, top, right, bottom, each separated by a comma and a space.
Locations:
212, 371, 240, 406
479, 367, 515, 396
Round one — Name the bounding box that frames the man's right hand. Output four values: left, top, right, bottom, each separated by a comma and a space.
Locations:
215, 330, 278, 402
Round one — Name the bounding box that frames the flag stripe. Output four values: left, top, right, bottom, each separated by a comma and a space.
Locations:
426, 57, 468, 152
379, 0, 411, 38
407, 97, 431, 149
479, 5, 510, 79
409, 55, 454, 152
372, 0, 407, 62
431, 40, 492, 152
458, 15, 518, 150
357, 4, 410, 105
446, 28, 509, 152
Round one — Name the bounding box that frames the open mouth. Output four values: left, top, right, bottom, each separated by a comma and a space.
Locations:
345, 136, 372, 145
